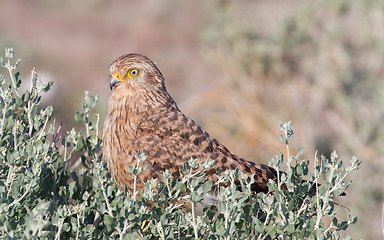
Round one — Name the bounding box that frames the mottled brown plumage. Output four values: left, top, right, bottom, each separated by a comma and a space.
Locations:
103, 54, 278, 205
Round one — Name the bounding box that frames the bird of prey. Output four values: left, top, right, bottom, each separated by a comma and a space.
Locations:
102, 53, 278, 204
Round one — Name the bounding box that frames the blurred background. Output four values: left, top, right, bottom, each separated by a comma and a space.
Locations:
0, 0, 383, 238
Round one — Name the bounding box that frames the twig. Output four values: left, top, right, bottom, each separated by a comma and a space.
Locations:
54, 218, 64, 240
119, 219, 129, 240
314, 151, 322, 232
382, 203, 384, 239
6, 59, 20, 97
99, 176, 114, 217
191, 201, 199, 239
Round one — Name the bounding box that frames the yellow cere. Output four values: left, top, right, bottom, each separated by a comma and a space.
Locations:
112, 72, 122, 80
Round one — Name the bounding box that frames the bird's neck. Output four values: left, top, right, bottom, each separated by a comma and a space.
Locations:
106, 90, 180, 124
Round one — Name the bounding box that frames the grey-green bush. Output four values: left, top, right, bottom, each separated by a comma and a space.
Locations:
0, 48, 360, 239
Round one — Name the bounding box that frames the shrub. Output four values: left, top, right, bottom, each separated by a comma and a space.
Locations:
0, 48, 360, 239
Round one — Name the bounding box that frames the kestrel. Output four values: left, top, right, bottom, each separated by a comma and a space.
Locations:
102, 54, 278, 204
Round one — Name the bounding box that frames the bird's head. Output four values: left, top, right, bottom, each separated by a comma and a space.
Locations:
108, 53, 178, 110
109, 53, 166, 95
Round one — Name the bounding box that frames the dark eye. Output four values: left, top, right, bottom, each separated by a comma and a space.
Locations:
128, 68, 140, 78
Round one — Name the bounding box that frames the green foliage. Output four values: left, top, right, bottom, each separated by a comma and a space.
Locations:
200, 2, 383, 237
0, 48, 360, 239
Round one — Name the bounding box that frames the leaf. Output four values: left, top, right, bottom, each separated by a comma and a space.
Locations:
74, 111, 85, 123
182, 161, 189, 174
75, 136, 85, 151
10, 181, 20, 199
176, 182, 186, 192
200, 180, 212, 194
190, 191, 202, 202
104, 215, 115, 230
44, 106, 53, 117
23, 91, 30, 102
5, 48, 14, 59
42, 81, 53, 92
296, 147, 304, 159
62, 222, 70, 232
84, 91, 98, 108
337, 220, 348, 231
68, 181, 76, 198
15, 72, 21, 87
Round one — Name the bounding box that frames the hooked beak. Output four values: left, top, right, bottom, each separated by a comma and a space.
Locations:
110, 72, 122, 90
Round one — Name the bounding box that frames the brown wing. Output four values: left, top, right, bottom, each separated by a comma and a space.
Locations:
135, 107, 277, 193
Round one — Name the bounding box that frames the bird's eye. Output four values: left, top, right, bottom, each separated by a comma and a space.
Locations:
128, 68, 140, 78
